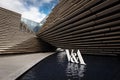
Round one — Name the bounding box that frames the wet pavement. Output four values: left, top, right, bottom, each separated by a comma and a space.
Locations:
17, 52, 120, 80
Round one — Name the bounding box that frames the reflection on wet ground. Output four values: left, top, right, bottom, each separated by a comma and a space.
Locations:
17, 52, 120, 80
66, 63, 85, 80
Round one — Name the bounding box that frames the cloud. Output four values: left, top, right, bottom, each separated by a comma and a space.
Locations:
41, 0, 53, 4
0, 0, 50, 22
22, 7, 46, 22
19, 0, 54, 9
0, 0, 26, 13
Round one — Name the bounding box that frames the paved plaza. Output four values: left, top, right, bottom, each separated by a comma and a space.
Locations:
0, 53, 53, 80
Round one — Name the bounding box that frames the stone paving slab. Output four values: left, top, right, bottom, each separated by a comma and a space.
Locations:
0, 53, 53, 80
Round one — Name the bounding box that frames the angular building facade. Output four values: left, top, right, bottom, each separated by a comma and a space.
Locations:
0, 0, 120, 55
0, 7, 55, 54
38, 0, 120, 55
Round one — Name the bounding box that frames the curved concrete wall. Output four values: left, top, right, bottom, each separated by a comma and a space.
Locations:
38, 0, 120, 54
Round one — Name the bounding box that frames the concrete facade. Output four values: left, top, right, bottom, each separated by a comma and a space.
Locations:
38, 0, 120, 55
0, 0, 120, 55
0, 7, 55, 54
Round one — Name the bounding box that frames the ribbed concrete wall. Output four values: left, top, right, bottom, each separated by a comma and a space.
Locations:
38, 0, 120, 54
0, 7, 55, 54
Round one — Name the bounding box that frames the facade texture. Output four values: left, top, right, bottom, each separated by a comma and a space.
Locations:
0, 7, 55, 54
38, 0, 120, 54
0, 0, 120, 55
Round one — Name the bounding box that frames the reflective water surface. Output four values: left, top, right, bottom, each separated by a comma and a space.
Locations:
17, 52, 120, 80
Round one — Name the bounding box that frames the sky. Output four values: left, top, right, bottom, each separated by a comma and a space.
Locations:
0, 0, 58, 22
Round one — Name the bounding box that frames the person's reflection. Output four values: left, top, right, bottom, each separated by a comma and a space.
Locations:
66, 62, 86, 80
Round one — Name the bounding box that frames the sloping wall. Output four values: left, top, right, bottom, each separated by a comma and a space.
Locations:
38, 0, 120, 54
0, 7, 55, 54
